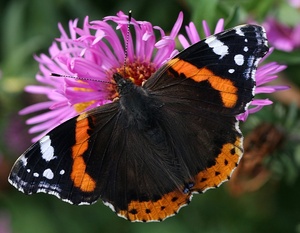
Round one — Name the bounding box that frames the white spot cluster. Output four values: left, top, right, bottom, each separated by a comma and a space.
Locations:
19, 135, 67, 182
27, 168, 65, 180
204, 25, 267, 76
205, 36, 229, 59
36, 182, 62, 195
8, 175, 28, 193
226, 26, 257, 75
40, 136, 56, 162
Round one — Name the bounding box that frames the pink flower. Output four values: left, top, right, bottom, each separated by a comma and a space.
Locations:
178, 19, 289, 121
20, 11, 183, 142
20, 14, 289, 142
263, 17, 300, 52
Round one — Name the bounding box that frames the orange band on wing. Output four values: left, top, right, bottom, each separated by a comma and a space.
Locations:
170, 58, 238, 108
192, 137, 242, 191
117, 137, 242, 222
117, 188, 191, 222
71, 116, 96, 192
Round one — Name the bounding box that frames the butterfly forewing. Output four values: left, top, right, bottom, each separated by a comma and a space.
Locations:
145, 24, 268, 116
9, 103, 120, 204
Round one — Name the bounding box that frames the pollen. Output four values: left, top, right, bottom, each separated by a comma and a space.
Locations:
114, 60, 157, 86
71, 84, 96, 113
74, 100, 96, 113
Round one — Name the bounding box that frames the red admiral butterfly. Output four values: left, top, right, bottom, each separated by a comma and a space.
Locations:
9, 24, 268, 222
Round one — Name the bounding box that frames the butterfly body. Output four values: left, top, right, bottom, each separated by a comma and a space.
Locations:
114, 73, 160, 128
9, 24, 268, 222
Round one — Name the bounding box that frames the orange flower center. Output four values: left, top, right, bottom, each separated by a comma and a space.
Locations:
115, 61, 157, 86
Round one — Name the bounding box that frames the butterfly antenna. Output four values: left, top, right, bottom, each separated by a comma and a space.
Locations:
123, 10, 132, 77
51, 11, 132, 86
50, 73, 113, 85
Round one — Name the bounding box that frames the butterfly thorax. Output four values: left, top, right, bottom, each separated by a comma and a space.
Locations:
113, 73, 158, 128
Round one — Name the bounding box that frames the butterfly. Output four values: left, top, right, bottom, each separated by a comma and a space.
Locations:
9, 24, 268, 222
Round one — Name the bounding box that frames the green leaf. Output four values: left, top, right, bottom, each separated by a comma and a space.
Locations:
187, 0, 220, 33
278, 3, 300, 26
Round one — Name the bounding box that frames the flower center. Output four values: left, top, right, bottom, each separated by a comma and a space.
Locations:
109, 60, 157, 97
115, 61, 157, 86
72, 60, 157, 114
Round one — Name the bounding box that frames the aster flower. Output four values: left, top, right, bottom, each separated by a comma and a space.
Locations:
263, 17, 300, 52
178, 19, 289, 121
20, 11, 183, 142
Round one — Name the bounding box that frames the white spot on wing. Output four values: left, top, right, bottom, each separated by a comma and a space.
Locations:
40, 135, 56, 162
103, 201, 116, 212
8, 175, 27, 193
235, 27, 245, 36
33, 173, 39, 177
228, 69, 235, 73
20, 156, 28, 166
59, 170, 65, 175
205, 36, 228, 59
244, 46, 248, 52
37, 182, 61, 193
234, 54, 244, 66
43, 168, 54, 180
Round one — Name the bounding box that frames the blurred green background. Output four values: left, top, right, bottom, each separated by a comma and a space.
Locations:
1, 0, 300, 232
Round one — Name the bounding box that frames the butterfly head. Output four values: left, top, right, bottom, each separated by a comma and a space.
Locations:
113, 72, 137, 97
